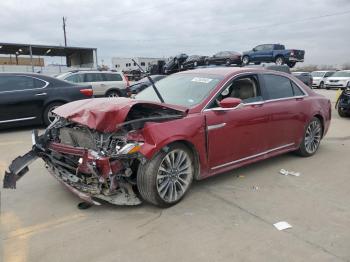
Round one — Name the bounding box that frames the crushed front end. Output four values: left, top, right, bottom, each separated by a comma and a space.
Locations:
3, 118, 147, 206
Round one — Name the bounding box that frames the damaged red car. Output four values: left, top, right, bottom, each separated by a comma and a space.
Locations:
3, 67, 331, 207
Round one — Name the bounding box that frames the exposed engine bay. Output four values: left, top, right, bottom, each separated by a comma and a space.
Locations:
3, 101, 186, 206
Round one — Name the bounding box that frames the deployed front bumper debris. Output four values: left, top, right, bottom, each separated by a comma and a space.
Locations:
3, 128, 143, 206
3, 150, 38, 189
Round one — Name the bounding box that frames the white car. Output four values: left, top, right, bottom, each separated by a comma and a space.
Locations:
57, 70, 129, 97
311, 71, 335, 89
325, 70, 350, 90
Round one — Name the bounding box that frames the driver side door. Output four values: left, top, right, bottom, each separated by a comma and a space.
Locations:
204, 74, 271, 170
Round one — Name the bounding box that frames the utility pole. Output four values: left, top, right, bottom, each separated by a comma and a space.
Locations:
62, 16, 67, 46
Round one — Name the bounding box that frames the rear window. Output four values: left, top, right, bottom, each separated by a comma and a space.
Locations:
103, 73, 123, 81
262, 74, 294, 99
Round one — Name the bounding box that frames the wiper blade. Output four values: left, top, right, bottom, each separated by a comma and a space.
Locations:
132, 59, 165, 103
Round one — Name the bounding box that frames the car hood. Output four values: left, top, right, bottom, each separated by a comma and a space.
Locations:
53, 98, 187, 133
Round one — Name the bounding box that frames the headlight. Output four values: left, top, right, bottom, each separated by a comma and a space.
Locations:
119, 143, 143, 154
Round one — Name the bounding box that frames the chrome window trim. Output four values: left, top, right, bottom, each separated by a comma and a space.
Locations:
0, 116, 36, 124
211, 143, 295, 170
0, 75, 49, 94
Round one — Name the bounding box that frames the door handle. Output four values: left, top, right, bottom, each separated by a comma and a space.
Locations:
35, 92, 47, 96
207, 123, 226, 131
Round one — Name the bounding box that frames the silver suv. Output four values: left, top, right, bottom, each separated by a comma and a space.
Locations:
56, 70, 129, 97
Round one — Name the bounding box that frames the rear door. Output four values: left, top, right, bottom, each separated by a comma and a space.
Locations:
0, 75, 48, 124
260, 44, 274, 62
259, 73, 307, 149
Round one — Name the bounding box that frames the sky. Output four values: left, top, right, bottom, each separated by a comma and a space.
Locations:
1, 0, 350, 66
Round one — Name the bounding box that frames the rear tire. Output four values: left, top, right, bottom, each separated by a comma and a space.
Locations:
43, 102, 63, 126
242, 56, 250, 66
137, 143, 194, 207
295, 117, 322, 157
106, 90, 120, 97
287, 62, 296, 68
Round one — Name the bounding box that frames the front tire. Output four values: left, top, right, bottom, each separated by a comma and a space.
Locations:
137, 143, 194, 207
295, 117, 322, 157
338, 106, 349, 117
43, 102, 63, 126
319, 82, 324, 89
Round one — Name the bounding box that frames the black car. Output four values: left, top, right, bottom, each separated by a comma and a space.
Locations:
336, 88, 350, 117
292, 72, 313, 87
205, 51, 242, 66
0, 73, 93, 128
182, 55, 208, 69
163, 54, 188, 74
128, 75, 166, 95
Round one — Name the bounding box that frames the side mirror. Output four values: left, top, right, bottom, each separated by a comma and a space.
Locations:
252, 48, 256, 52
212, 98, 243, 111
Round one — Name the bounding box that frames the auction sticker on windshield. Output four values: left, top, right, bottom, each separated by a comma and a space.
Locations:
191, 77, 213, 83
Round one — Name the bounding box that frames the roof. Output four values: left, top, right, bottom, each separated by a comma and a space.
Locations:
0, 42, 96, 57
179, 66, 264, 76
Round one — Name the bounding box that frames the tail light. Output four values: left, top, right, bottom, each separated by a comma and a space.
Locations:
290, 50, 295, 56
80, 89, 93, 97
124, 74, 130, 87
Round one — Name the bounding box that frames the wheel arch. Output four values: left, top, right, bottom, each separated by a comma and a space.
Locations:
313, 114, 325, 137
42, 100, 68, 124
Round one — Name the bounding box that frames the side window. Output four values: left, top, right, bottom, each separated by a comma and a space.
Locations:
33, 78, 47, 88
324, 72, 334, 77
65, 74, 83, 83
84, 73, 104, 82
0, 76, 36, 92
291, 81, 305, 96
209, 75, 262, 108
140, 62, 145, 66
103, 73, 122, 81
254, 45, 263, 51
262, 74, 294, 99
264, 44, 274, 50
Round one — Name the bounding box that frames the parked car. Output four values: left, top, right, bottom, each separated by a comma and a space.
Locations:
311, 71, 335, 89
56, 70, 129, 97
324, 70, 350, 90
205, 51, 241, 66
292, 72, 313, 87
336, 88, 350, 117
0, 73, 93, 128
4, 67, 331, 208
128, 75, 166, 96
182, 55, 208, 69
242, 44, 305, 68
163, 54, 188, 74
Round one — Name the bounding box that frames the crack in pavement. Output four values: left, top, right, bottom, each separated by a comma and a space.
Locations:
204, 188, 347, 262
136, 210, 163, 228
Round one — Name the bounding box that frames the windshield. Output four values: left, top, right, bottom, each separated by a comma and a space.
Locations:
311, 72, 325, 77
135, 73, 223, 107
331, 71, 350, 77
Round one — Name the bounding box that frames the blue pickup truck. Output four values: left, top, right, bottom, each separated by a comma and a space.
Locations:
242, 44, 305, 68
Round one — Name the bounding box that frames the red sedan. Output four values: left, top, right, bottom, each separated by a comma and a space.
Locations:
4, 67, 331, 207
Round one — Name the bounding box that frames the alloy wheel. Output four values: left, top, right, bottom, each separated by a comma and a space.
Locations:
47, 106, 60, 123
156, 149, 193, 203
275, 57, 284, 65
107, 92, 119, 97
304, 120, 322, 154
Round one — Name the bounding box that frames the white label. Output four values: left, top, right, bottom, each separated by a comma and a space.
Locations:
191, 77, 213, 83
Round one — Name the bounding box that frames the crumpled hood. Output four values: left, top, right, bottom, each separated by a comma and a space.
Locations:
53, 98, 187, 133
